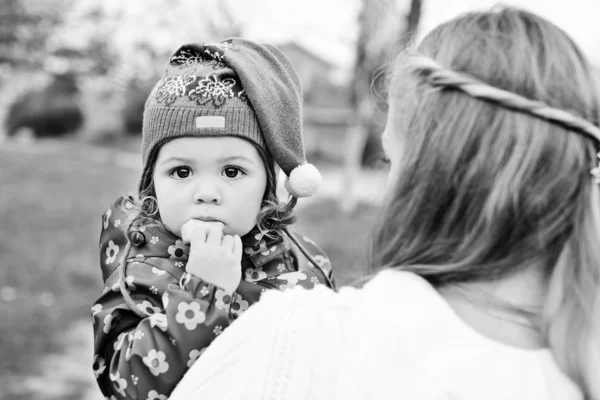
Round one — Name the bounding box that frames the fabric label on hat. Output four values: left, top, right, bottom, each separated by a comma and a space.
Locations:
195, 116, 225, 128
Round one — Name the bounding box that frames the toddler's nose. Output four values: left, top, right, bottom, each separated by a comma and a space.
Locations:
193, 181, 222, 204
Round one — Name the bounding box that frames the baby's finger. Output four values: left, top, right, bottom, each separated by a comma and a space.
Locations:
221, 235, 234, 253
181, 219, 207, 242
232, 235, 243, 260
205, 222, 224, 245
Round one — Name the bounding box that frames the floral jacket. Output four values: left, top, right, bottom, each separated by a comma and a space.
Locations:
91, 196, 334, 399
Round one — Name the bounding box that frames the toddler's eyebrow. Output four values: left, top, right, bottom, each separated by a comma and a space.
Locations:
158, 155, 257, 166
217, 155, 256, 164
158, 156, 193, 165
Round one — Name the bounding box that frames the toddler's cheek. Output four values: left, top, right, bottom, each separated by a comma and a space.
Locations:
226, 222, 253, 238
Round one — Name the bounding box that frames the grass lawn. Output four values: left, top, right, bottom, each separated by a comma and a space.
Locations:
0, 139, 379, 396
0, 141, 139, 380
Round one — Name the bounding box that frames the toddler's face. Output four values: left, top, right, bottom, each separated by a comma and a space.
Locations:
153, 136, 267, 238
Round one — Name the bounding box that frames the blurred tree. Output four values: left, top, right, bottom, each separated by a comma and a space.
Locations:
6, 73, 84, 138
341, 0, 422, 213
0, 0, 76, 140
0, 0, 244, 140
0, 0, 69, 70
48, 0, 244, 86
42, 0, 245, 138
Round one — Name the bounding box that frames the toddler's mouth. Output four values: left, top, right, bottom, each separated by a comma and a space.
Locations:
194, 217, 222, 223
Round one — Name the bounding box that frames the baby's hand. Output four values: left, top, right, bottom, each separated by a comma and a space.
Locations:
180, 219, 243, 293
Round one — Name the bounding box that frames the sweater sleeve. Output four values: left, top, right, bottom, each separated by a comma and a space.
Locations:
169, 284, 347, 400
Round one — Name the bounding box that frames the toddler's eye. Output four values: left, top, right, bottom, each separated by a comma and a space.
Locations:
171, 167, 191, 179
223, 166, 244, 179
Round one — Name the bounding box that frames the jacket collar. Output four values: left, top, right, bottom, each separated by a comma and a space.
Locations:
102, 197, 283, 262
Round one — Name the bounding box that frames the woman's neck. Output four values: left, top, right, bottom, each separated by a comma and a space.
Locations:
437, 266, 548, 349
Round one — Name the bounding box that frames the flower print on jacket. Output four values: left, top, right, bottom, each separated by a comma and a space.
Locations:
149, 313, 168, 332
214, 289, 232, 311
175, 301, 206, 330
110, 372, 127, 397
92, 355, 106, 378
311, 254, 331, 269
103, 208, 112, 230
278, 271, 307, 289
111, 276, 136, 293
103, 313, 116, 334
187, 348, 207, 368
105, 240, 119, 265
137, 300, 161, 316
244, 232, 269, 255
261, 245, 277, 256
142, 349, 169, 376
146, 390, 168, 400
244, 265, 267, 283
231, 296, 249, 317
167, 240, 189, 261
91, 304, 102, 318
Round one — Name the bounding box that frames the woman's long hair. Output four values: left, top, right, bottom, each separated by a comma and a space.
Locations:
371, 7, 600, 398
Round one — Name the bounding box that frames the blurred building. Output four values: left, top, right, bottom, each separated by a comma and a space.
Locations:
277, 41, 338, 100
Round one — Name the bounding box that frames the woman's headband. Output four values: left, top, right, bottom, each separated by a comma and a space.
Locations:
403, 54, 600, 182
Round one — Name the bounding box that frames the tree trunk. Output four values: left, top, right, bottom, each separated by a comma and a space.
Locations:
341, 0, 423, 213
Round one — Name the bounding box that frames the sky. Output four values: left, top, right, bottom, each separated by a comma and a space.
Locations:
230, 0, 600, 69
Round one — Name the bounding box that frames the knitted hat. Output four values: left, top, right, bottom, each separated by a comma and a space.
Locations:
139, 38, 322, 198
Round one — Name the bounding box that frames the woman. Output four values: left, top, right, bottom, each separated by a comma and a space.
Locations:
170, 7, 599, 399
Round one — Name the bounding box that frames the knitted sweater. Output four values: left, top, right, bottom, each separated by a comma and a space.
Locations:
169, 269, 582, 400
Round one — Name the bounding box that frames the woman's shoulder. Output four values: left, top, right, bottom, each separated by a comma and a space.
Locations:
174, 269, 583, 400
252, 268, 426, 320
258, 278, 359, 315
348, 269, 584, 400
169, 282, 361, 399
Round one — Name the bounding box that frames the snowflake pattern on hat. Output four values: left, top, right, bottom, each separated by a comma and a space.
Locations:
169, 39, 239, 69
203, 39, 240, 62
169, 47, 226, 70
188, 75, 236, 107
155, 73, 246, 108
155, 75, 197, 106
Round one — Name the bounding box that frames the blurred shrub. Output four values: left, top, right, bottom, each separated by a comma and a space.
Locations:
5, 73, 84, 138
122, 78, 156, 135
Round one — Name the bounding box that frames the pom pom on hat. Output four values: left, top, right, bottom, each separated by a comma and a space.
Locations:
284, 163, 322, 198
